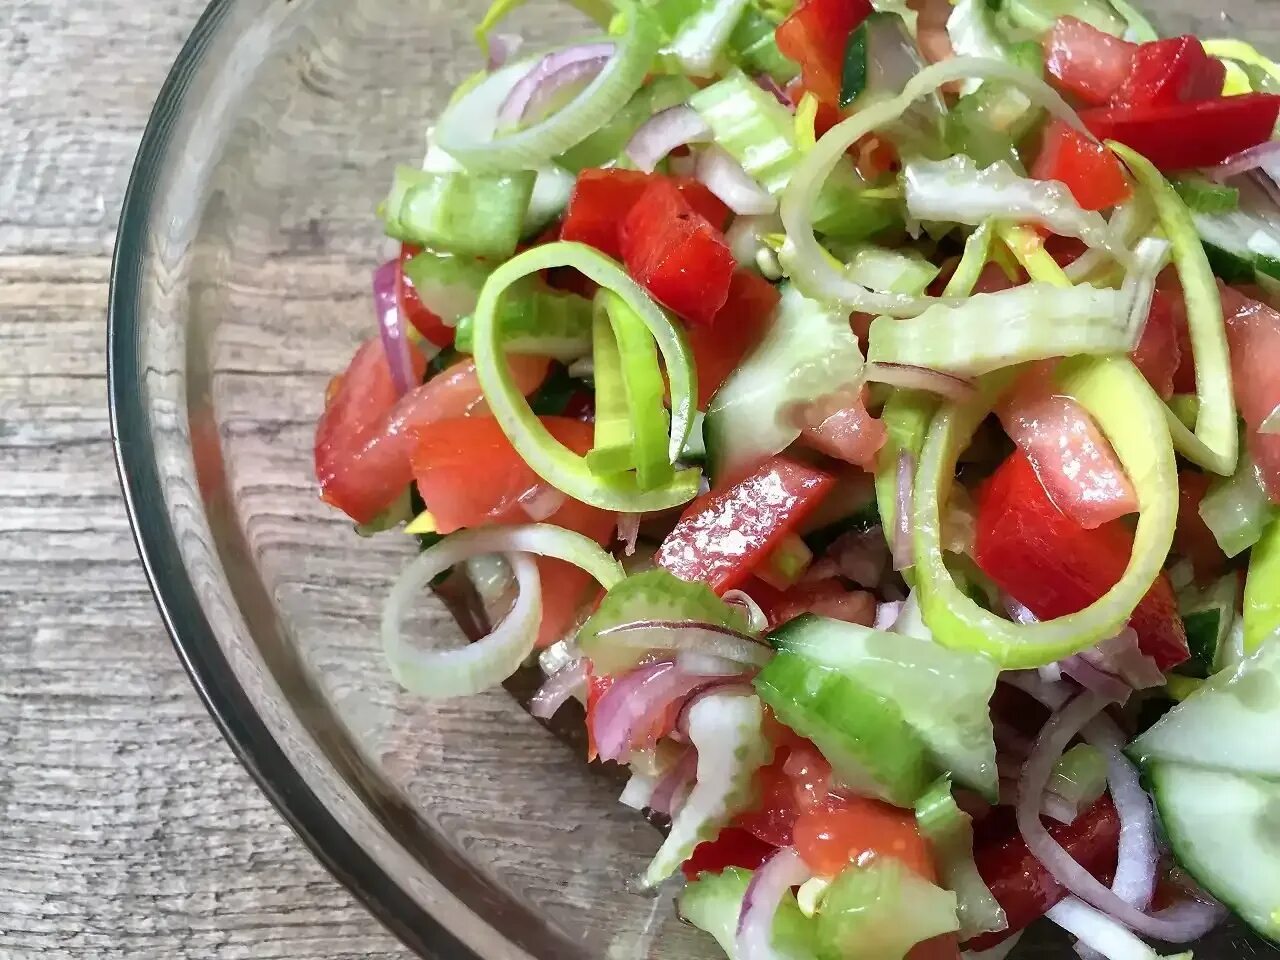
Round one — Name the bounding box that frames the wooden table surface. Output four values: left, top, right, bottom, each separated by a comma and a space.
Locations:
2, 1, 408, 956
5, 0, 1280, 958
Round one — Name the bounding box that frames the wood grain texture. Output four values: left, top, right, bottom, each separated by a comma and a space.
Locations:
0, 1, 409, 956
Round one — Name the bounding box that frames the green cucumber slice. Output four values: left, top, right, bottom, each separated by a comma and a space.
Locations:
1150, 761, 1280, 942
754, 652, 936, 807
1128, 640, 1280, 779
769, 614, 999, 799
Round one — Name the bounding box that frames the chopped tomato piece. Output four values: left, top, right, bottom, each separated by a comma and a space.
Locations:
656, 456, 836, 593
681, 827, 778, 880
560, 168, 730, 261
411, 415, 613, 646
799, 388, 888, 469
769, 579, 877, 628
397, 244, 455, 347
734, 751, 801, 846
411, 416, 593, 533
1045, 236, 1090, 268
1081, 94, 1280, 171
975, 450, 1189, 671
687, 271, 781, 409
910, 0, 955, 65
1220, 284, 1280, 502
620, 179, 736, 327
775, 0, 873, 106
908, 936, 962, 960
1130, 284, 1183, 401
1043, 17, 1137, 106
585, 671, 612, 760
964, 796, 1120, 951
997, 365, 1138, 529
1030, 120, 1131, 211
794, 794, 937, 881
1176, 471, 1228, 585
1115, 36, 1226, 107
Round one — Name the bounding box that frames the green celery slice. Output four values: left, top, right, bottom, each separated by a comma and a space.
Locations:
942, 220, 995, 298
1111, 141, 1239, 477
875, 389, 937, 559
915, 356, 1178, 668
815, 859, 959, 960
585, 300, 635, 475
1199, 445, 1278, 558
402, 251, 495, 327
596, 288, 673, 490
382, 166, 535, 259
915, 778, 1006, 939
678, 867, 817, 959
728, 5, 798, 83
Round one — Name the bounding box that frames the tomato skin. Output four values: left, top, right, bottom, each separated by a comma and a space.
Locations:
775, 0, 873, 106
963, 796, 1120, 951
1043, 17, 1136, 106
1115, 36, 1225, 108
687, 271, 781, 409
974, 450, 1190, 671
560, 169, 730, 261
682, 827, 778, 880
1220, 284, 1280, 502
411, 416, 594, 533
656, 456, 836, 594
799, 388, 887, 470
621, 178, 736, 327
733, 752, 801, 846
1080, 94, 1280, 171
1176, 471, 1228, 585
1030, 120, 1131, 211
534, 496, 617, 647
585, 672, 612, 760
397, 244, 455, 347
1130, 285, 1183, 401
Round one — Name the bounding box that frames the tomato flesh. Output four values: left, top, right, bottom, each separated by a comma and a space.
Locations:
1081, 94, 1280, 171
1115, 36, 1225, 107
1129, 282, 1183, 401
964, 796, 1120, 951
560, 168, 730, 262
768, 579, 878, 628
997, 366, 1138, 530
775, 0, 873, 106
687, 271, 781, 409
794, 795, 936, 880
799, 388, 888, 470
681, 827, 778, 880
1043, 17, 1136, 106
656, 456, 836, 594
1220, 284, 1280, 502
1176, 471, 1228, 585
620, 178, 736, 327
975, 450, 1189, 671
1030, 120, 1131, 211
535, 496, 617, 647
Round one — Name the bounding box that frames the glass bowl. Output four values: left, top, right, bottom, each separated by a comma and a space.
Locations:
108, 0, 1280, 957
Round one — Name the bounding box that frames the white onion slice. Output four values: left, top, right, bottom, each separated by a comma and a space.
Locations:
1121, 237, 1171, 348
519, 483, 568, 521
865, 361, 979, 402
373, 259, 417, 397
530, 656, 588, 718
1210, 139, 1280, 181
1047, 896, 1191, 960
625, 105, 712, 173
695, 145, 777, 215
874, 600, 904, 631
723, 589, 768, 634
736, 847, 813, 960
497, 43, 615, 131
382, 524, 623, 699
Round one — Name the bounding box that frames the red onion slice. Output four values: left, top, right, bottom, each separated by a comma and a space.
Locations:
722, 589, 768, 634
736, 847, 813, 960
591, 659, 729, 762
497, 43, 615, 131
530, 657, 588, 719
1000, 670, 1073, 710
518, 484, 568, 521
892, 451, 916, 571
1209, 139, 1280, 181
373, 260, 417, 397
753, 73, 793, 108
874, 600, 904, 631
649, 747, 698, 815
1082, 628, 1164, 690
1018, 693, 1220, 943
695, 145, 777, 215
1002, 595, 1039, 625
831, 527, 890, 588
625, 105, 712, 173
486, 32, 524, 71
866, 361, 979, 403
1083, 715, 1158, 915
1059, 656, 1132, 704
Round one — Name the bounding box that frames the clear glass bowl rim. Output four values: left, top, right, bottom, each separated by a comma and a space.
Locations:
106, 1, 479, 957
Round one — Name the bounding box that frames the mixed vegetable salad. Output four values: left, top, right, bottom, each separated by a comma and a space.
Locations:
312, 0, 1280, 956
